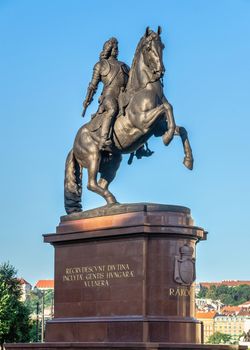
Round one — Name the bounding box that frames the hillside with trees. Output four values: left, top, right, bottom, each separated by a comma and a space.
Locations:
198, 284, 250, 305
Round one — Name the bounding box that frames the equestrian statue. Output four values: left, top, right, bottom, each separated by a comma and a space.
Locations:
64, 27, 194, 214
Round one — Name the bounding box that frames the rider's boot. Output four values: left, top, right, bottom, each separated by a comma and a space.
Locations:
99, 116, 113, 150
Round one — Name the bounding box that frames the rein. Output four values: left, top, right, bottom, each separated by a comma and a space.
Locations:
125, 35, 162, 96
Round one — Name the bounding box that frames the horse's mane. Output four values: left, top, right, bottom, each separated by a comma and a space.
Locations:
126, 35, 146, 92
126, 31, 160, 93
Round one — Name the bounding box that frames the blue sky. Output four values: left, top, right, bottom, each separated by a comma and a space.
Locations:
0, 0, 250, 285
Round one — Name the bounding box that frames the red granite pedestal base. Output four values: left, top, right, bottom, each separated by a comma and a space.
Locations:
5, 342, 248, 350
4, 203, 246, 350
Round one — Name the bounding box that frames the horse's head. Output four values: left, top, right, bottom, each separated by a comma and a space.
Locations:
142, 26, 165, 80
126, 26, 166, 91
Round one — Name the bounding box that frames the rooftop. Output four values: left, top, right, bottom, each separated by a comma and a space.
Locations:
17, 278, 32, 286
200, 280, 250, 287
196, 311, 217, 319
35, 279, 54, 289
239, 300, 250, 307
221, 305, 241, 315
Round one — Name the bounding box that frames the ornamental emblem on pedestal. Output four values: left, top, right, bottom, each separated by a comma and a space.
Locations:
174, 244, 196, 285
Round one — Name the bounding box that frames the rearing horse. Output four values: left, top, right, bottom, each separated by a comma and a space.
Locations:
64, 27, 193, 214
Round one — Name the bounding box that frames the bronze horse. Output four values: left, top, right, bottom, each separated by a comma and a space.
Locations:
64, 27, 193, 214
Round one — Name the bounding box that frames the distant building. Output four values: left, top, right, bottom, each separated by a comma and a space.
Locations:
196, 298, 211, 309
196, 311, 217, 342
199, 280, 250, 288
196, 311, 246, 343
239, 319, 250, 347
243, 318, 250, 333
34, 280, 54, 320
238, 309, 250, 317
195, 283, 201, 295
18, 278, 32, 301
195, 285, 250, 344
238, 301, 250, 309
196, 298, 224, 312
35, 280, 54, 290
214, 315, 245, 342
221, 306, 241, 316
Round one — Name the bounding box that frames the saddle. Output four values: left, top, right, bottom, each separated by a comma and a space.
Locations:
86, 112, 103, 133
85, 89, 153, 161
85, 88, 129, 137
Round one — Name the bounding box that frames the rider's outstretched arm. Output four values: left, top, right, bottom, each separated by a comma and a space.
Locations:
83, 62, 101, 110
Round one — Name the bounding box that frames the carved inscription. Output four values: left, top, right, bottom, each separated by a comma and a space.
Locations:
62, 263, 135, 287
168, 287, 191, 297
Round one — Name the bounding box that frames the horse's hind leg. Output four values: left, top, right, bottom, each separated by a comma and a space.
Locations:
174, 126, 194, 170
87, 152, 118, 204
98, 153, 122, 203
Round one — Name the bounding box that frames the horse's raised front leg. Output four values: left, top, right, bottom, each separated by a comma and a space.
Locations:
98, 153, 122, 203
174, 126, 194, 170
87, 151, 117, 204
162, 97, 176, 146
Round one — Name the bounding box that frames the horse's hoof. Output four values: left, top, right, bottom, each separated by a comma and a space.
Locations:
106, 195, 118, 205
183, 157, 193, 170
163, 135, 174, 146
107, 202, 120, 207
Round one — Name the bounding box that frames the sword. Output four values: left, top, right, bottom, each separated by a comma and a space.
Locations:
81, 106, 87, 118
81, 91, 94, 118
81, 100, 90, 118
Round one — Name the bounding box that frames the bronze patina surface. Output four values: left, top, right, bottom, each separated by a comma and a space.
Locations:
64, 27, 194, 214
60, 203, 191, 221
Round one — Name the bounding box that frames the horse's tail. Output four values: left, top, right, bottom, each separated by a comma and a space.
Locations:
64, 149, 82, 214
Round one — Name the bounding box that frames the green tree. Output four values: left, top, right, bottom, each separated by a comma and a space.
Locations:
0, 262, 32, 349
207, 332, 232, 344
25, 289, 53, 314
198, 284, 250, 306
197, 286, 208, 298
219, 293, 234, 305
28, 320, 40, 343
0, 279, 11, 344
205, 284, 217, 300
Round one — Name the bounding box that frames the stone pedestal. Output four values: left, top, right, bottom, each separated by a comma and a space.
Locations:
5, 203, 247, 350
44, 203, 205, 343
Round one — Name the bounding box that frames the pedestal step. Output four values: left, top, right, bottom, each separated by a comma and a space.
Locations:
4, 342, 247, 350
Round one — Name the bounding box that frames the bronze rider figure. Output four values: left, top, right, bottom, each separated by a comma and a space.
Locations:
82, 37, 129, 150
